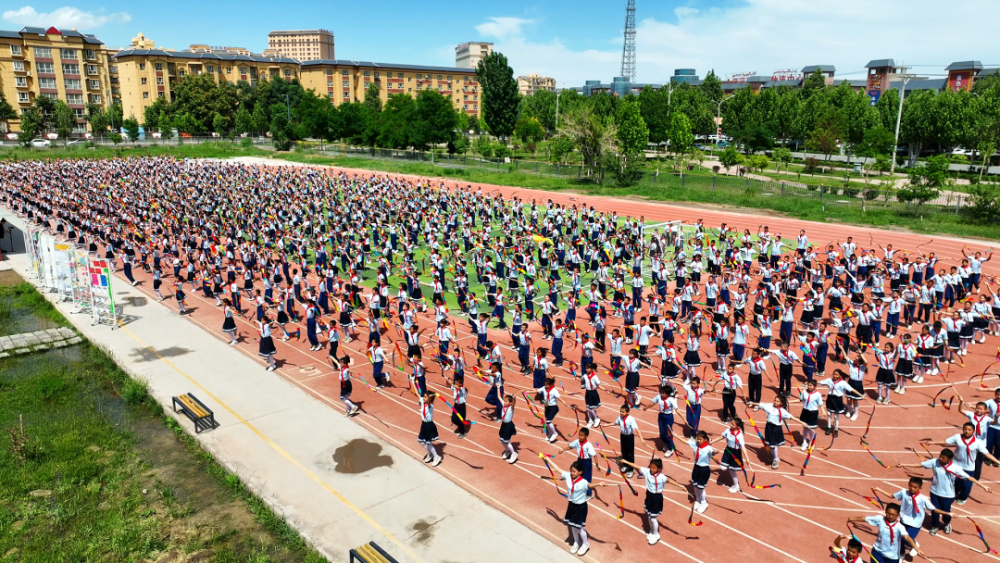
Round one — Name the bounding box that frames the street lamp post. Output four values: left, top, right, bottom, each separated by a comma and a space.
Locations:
712, 96, 733, 149
889, 66, 916, 175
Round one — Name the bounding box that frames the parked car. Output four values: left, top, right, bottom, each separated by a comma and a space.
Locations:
30, 138, 51, 148
66, 140, 86, 146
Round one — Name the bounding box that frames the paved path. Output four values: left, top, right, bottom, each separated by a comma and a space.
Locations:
0, 211, 576, 563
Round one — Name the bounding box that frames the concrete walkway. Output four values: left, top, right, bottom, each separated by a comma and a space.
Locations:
0, 213, 576, 563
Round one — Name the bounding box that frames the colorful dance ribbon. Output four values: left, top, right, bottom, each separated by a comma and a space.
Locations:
356, 373, 377, 392
437, 395, 476, 425
860, 439, 889, 469
968, 517, 1000, 555
801, 436, 818, 472
861, 404, 876, 441
540, 457, 567, 498
928, 387, 948, 407
688, 501, 703, 527
744, 409, 768, 448
940, 397, 955, 410
595, 443, 613, 476
617, 485, 625, 519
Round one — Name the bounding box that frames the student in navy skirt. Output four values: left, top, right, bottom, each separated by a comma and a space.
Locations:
337, 355, 359, 416
415, 390, 443, 467
712, 418, 749, 493
545, 459, 610, 557
618, 457, 688, 545
497, 392, 519, 464
760, 395, 798, 469
580, 363, 605, 428
687, 430, 716, 513
257, 316, 277, 372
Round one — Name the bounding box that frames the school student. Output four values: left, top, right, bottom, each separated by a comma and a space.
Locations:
718, 363, 747, 423
712, 418, 750, 493
337, 356, 359, 416
846, 503, 924, 562
444, 374, 470, 439
618, 457, 688, 545
792, 379, 826, 451
558, 427, 597, 484
221, 298, 238, 345
682, 377, 706, 434
257, 317, 277, 372
687, 430, 716, 514
544, 458, 611, 557
643, 385, 679, 456
760, 395, 798, 469
830, 533, 864, 563
922, 421, 999, 505
819, 370, 865, 438
898, 448, 993, 535
615, 404, 645, 477
580, 363, 605, 427
537, 377, 563, 443
873, 477, 951, 559
415, 389, 443, 467
497, 391, 519, 463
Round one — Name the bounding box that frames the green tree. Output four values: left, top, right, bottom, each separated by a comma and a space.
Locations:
806, 107, 844, 160
452, 136, 470, 155
514, 116, 545, 143
475, 52, 519, 138
638, 85, 671, 144
53, 101, 75, 145
123, 115, 140, 143
613, 98, 649, 186
86, 104, 108, 138
377, 93, 416, 149
337, 102, 369, 144
772, 88, 801, 146
250, 104, 268, 135
560, 105, 617, 183
667, 111, 694, 161
750, 154, 770, 173
212, 113, 229, 135
234, 107, 252, 135
109, 132, 122, 145
772, 147, 792, 172
0, 92, 17, 131
718, 146, 744, 175
410, 90, 457, 151
18, 107, 41, 146
801, 69, 828, 99
977, 141, 996, 184
547, 135, 575, 164
520, 90, 557, 132
474, 135, 494, 158
966, 183, 1000, 224
900, 154, 948, 205
158, 112, 173, 139
700, 70, 724, 105
363, 81, 382, 113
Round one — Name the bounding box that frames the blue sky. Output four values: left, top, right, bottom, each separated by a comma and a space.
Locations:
4, 1, 998, 86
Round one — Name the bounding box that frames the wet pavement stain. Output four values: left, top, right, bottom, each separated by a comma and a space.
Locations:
409, 519, 436, 545
331, 439, 393, 474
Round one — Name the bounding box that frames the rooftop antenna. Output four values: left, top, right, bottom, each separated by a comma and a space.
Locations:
620, 0, 636, 82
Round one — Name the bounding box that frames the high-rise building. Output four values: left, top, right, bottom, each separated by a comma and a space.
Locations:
0, 26, 112, 135
517, 74, 556, 96
455, 42, 492, 69
267, 30, 334, 61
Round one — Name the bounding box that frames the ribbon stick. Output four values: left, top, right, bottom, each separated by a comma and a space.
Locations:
437, 394, 476, 425
861, 404, 876, 441
860, 439, 890, 469
846, 524, 873, 558
801, 436, 818, 473
928, 387, 948, 407
744, 409, 768, 448
540, 457, 567, 498
688, 500, 703, 527
869, 487, 886, 508
595, 443, 613, 476
968, 517, 1000, 555
724, 447, 752, 486
617, 485, 625, 519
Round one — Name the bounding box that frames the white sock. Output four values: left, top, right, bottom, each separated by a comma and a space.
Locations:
505, 442, 516, 456
571, 527, 582, 545
425, 443, 437, 459
730, 468, 740, 486
649, 517, 659, 535
578, 528, 588, 546
695, 487, 707, 503
341, 398, 354, 410
771, 446, 779, 463
587, 408, 597, 422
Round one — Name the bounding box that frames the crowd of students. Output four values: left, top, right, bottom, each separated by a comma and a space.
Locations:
2, 156, 998, 561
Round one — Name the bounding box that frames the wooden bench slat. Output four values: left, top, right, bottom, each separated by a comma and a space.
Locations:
358, 545, 387, 563
177, 394, 209, 418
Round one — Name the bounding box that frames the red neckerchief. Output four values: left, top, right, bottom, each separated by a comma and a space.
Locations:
695, 441, 709, 463
973, 414, 986, 437
908, 492, 919, 514
577, 439, 588, 459
960, 434, 976, 459
884, 517, 897, 543
649, 470, 662, 491
570, 475, 584, 495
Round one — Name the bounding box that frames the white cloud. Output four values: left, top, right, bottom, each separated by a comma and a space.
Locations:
475, 17, 535, 40
474, 1, 1000, 88
2, 6, 131, 30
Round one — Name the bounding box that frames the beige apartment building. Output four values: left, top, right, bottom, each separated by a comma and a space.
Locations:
299, 60, 480, 116
0, 26, 112, 134
517, 73, 556, 96
455, 42, 493, 69
268, 30, 334, 61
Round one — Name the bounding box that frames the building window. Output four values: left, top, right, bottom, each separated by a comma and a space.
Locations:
143, 92, 149, 99
13, 61, 25, 72
240, 66, 248, 74
10, 45, 22, 56
374, 71, 380, 78
88, 80, 100, 89
66, 94, 83, 105
89, 94, 101, 104
158, 92, 165, 98
65, 79, 81, 90
363, 70, 370, 77
284, 69, 291, 77
38, 78, 56, 89
341, 70, 348, 76
179, 70, 185, 77
156, 77, 164, 85
447, 75, 452, 80
397, 72, 403, 78
437, 75, 442, 80
226, 67, 232, 74
155, 62, 163, 71
87, 64, 99, 75
60, 48, 76, 59
343, 92, 349, 98
36, 62, 54, 74
342, 80, 349, 87
207, 65, 214, 73
17, 92, 29, 103
85, 49, 96, 60
141, 77, 147, 85
73, 108, 86, 118
326, 69, 333, 76
364, 81, 370, 88
62, 64, 79, 75
15, 76, 27, 87
139, 63, 146, 70
34, 47, 52, 58
327, 80, 333, 87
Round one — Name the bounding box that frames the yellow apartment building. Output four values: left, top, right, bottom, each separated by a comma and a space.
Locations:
299, 60, 480, 117
0, 26, 112, 134
112, 48, 300, 124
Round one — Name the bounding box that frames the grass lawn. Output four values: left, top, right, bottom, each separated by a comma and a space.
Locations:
0, 273, 326, 563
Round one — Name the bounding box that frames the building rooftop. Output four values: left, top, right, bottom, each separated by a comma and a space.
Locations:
301, 59, 474, 73
866, 59, 896, 69
268, 29, 333, 36
944, 60, 983, 71
112, 48, 298, 64
0, 27, 104, 44
802, 64, 836, 73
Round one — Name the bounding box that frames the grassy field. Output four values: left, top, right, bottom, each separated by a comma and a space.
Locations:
0, 273, 326, 563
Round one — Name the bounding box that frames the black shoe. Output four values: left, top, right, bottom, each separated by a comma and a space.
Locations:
824, 428, 832, 435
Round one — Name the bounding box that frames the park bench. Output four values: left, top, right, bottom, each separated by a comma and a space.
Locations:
171, 393, 219, 433
349, 541, 397, 563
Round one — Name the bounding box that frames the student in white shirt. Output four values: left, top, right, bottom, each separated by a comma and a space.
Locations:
687, 430, 716, 513
615, 404, 645, 477
760, 395, 802, 469
874, 477, 951, 557
643, 385, 679, 456
711, 418, 750, 493
558, 427, 598, 484
414, 390, 443, 467
898, 448, 993, 535
617, 457, 688, 545
791, 379, 827, 451
544, 458, 611, 557
924, 421, 999, 505
847, 504, 924, 562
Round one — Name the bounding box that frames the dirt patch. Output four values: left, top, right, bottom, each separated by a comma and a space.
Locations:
0, 270, 22, 285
